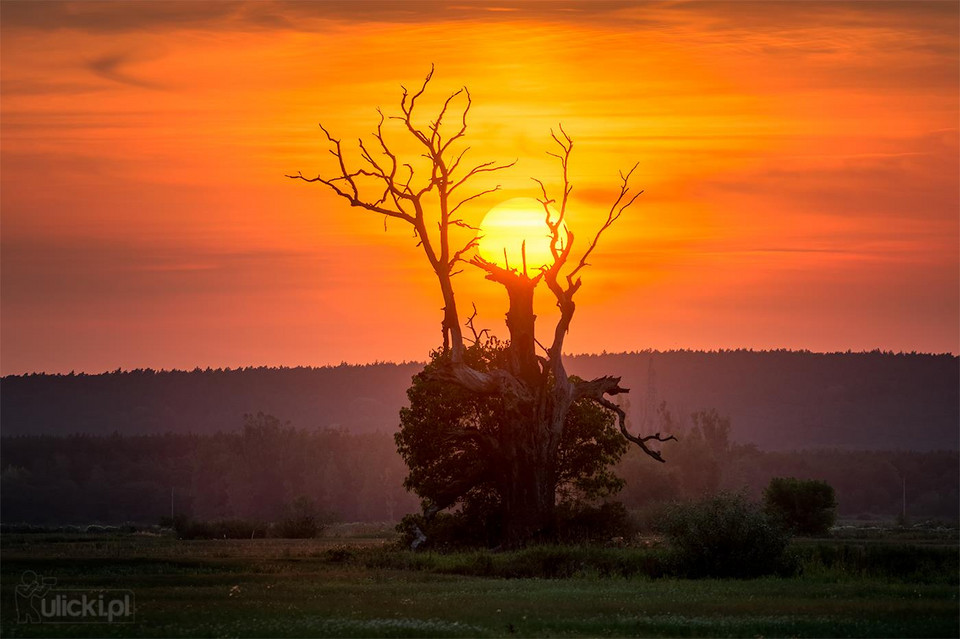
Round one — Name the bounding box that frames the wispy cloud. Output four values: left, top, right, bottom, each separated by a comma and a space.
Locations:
87, 52, 167, 90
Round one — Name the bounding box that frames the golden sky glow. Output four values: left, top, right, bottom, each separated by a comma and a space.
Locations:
478, 198, 562, 273
1, 1, 957, 374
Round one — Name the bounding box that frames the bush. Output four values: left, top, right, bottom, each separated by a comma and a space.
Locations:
319, 546, 356, 564
398, 500, 633, 550
659, 492, 795, 578
276, 496, 326, 539
360, 544, 673, 579
396, 506, 502, 550
556, 501, 634, 544
763, 477, 837, 536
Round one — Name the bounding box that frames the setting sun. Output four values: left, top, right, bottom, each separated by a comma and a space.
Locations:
477, 198, 563, 273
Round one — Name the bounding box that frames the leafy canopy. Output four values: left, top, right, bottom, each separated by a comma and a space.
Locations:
395, 337, 628, 542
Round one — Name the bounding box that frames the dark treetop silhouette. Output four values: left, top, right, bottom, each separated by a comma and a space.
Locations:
289, 67, 675, 546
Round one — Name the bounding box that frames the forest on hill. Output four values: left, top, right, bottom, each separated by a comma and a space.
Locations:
2, 351, 957, 451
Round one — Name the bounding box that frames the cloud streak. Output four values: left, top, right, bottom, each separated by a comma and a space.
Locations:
87, 52, 167, 90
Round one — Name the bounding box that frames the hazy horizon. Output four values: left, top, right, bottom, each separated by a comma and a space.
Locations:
2, 346, 958, 378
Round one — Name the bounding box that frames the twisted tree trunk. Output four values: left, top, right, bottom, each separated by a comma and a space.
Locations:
499, 429, 558, 546
494, 273, 565, 547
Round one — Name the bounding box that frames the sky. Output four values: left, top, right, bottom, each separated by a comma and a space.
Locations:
1, 0, 957, 375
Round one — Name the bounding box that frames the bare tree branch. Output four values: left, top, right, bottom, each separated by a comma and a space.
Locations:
523, 127, 670, 463
450, 159, 517, 193
448, 145, 471, 176
530, 128, 643, 371
440, 88, 472, 156
450, 185, 502, 217
450, 235, 480, 269
574, 376, 675, 463
567, 162, 642, 288
288, 67, 507, 365
534, 128, 577, 365
464, 303, 491, 345
469, 253, 544, 286
430, 87, 465, 147
286, 169, 416, 224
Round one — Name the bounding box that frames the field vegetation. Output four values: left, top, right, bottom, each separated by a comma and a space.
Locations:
2, 523, 956, 638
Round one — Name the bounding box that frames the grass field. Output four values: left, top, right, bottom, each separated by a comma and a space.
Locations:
1, 530, 957, 638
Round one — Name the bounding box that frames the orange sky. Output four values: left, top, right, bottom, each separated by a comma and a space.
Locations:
1, 1, 957, 374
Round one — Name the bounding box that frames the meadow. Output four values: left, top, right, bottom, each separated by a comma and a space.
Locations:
1, 525, 957, 638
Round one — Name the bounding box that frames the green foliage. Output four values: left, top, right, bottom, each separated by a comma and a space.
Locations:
398, 500, 635, 550
319, 545, 357, 564
396, 505, 502, 551
763, 477, 838, 536
659, 492, 795, 578
394, 339, 506, 521
362, 544, 673, 579
355, 539, 958, 584
395, 337, 629, 547
796, 542, 959, 585
556, 501, 634, 544
557, 396, 628, 502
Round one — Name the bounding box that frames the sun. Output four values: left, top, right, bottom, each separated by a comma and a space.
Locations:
477, 198, 563, 273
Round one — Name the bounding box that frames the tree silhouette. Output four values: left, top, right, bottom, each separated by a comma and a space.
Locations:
289, 67, 675, 546
395, 336, 629, 547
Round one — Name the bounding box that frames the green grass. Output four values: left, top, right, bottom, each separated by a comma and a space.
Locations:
1, 535, 957, 638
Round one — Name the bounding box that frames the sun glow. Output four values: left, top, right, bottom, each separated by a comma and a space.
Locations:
477, 198, 563, 273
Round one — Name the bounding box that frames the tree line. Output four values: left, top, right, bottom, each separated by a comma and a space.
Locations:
2, 351, 956, 451
2, 412, 955, 527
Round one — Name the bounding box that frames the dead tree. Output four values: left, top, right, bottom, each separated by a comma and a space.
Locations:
289, 67, 674, 547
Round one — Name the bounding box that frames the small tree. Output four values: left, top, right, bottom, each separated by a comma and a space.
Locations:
763, 477, 837, 536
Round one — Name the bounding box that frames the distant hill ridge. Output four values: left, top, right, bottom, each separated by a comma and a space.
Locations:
2, 351, 957, 451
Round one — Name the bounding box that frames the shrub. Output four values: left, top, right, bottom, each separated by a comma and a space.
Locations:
763, 477, 837, 536
359, 544, 673, 579
396, 506, 502, 550
319, 546, 356, 564
398, 500, 634, 550
276, 496, 326, 539
556, 501, 634, 544
659, 492, 795, 578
